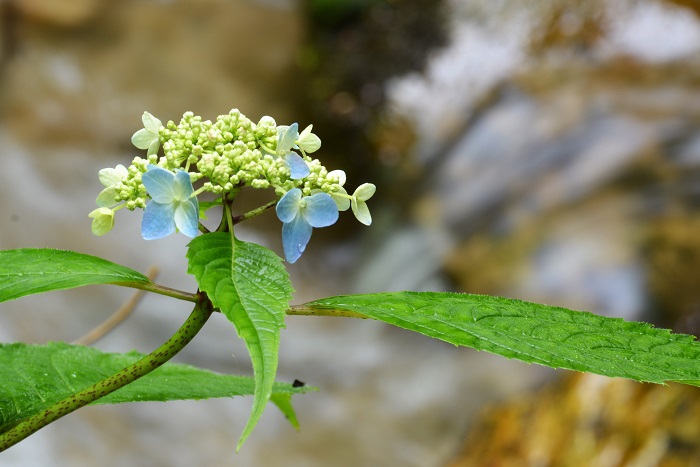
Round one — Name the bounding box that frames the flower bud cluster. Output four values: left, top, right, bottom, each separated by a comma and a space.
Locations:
122, 109, 345, 204
90, 108, 375, 253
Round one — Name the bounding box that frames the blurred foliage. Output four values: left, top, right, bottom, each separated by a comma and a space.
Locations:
646, 215, 700, 338
528, 2, 606, 55
667, 0, 700, 17
300, 0, 446, 181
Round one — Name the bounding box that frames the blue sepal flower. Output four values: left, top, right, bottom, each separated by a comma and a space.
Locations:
276, 188, 339, 263
285, 153, 311, 179
277, 123, 310, 179
141, 165, 199, 240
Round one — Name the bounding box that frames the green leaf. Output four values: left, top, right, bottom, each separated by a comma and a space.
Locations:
198, 198, 222, 220
270, 393, 300, 431
187, 232, 292, 449
305, 292, 700, 386
0, 249, 150, 303
0, 342, 312, 432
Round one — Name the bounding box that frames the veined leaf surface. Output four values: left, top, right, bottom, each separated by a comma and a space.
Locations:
187, 232, 292, 449
0, 342, 311, 432
0, 249, 150, 303
305, 292, 700, 386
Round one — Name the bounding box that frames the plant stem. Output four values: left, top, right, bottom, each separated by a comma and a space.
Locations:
116, 280, 199, 303
0, 300, 214, 452
230, 200, 277, 225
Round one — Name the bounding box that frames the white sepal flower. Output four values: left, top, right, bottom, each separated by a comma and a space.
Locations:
276, 123, 309, 179
131, 111, 162, 156
351, 183, 376, 225
328, 170, 350, 211
96, 164, 128, 208
297, 124, 321, 153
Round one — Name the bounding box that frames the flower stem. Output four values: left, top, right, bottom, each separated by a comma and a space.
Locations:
231, 200, 277, 225
258, 141, 276, 155
198, 223, 211, 235
0, 300, 214, 452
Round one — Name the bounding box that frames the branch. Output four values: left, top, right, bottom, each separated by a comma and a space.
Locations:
0, 300, 214, 452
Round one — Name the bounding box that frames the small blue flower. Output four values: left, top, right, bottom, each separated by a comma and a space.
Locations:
141, 165, 199, 240
276, 188, 339, 263
277, 123, 310, 179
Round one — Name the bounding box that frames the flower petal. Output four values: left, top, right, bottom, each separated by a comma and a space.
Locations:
297, 125, 321, 153
172, 170, 195, 200
281, 214, 313, 263
327, 169, 346, 187
303, 192, 339, 228
330, 186, 350, 211
142, 111, 162, 132
98, 164, 127, 187
351, 198, 372, 226
285, 153, 310, 179
276, 188, 302, 223
277, 122, 299, 154
298, 124, 312, 140
354, 183, 376, 201
88, 208, 114, 236
131, 128, 156, 150
147, 138, 161, 157
96, 186, 118, 208
174, 199, 199, 238
142, 165, 176, 203
141, 201, 176, 240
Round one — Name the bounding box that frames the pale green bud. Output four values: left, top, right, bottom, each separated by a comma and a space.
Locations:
351, 183, 376, 225
89, 207, 115, 236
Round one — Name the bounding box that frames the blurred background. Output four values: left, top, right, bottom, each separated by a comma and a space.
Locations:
2, 0, 700, 465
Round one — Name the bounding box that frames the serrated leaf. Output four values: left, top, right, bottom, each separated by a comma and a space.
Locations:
0, 342, 312, 432
305, 292, 700, 386
187, 232, 292, 449
0, 249, 150, 303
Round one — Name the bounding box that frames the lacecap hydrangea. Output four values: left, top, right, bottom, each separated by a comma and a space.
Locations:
89, 109, 375, 263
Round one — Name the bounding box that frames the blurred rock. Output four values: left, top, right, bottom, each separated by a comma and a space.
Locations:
378, 0, 700, 322
0, 0, 303, 151
17, 0, 102, 27
448, 373, 700, 466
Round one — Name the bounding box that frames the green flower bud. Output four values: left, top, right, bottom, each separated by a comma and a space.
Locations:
88, 207, 115, 236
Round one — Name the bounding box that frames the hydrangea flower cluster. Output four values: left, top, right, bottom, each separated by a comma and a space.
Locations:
90, 109, 375, 263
